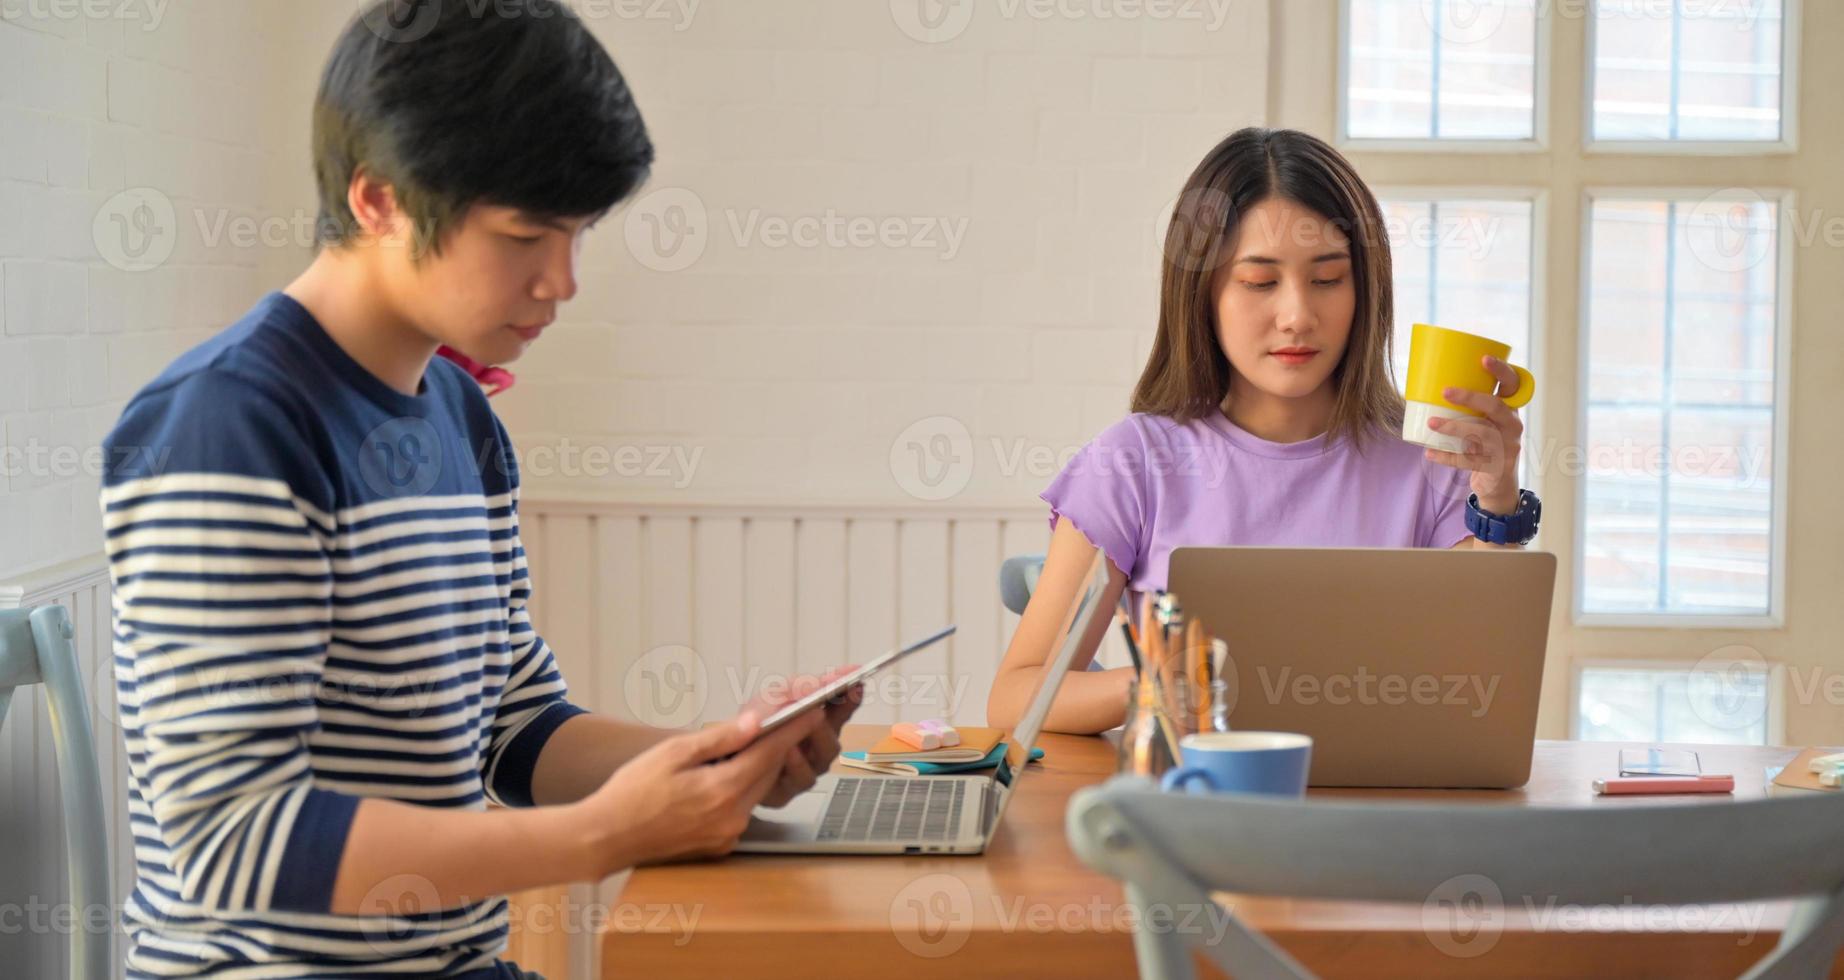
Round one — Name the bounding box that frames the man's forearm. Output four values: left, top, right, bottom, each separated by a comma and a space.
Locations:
330, 797, 600, 915
530, 713, 675, 806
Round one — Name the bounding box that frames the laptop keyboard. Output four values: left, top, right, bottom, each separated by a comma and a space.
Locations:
816, 777, 967, 843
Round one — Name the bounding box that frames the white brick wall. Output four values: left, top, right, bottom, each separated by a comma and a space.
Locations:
496, 0, 1271, 507
0, 0, 286, 583
0, 0, 1274, 577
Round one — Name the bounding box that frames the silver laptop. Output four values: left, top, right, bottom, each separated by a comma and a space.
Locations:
738, 549, 1110, 854
1168, 546, 1557, 789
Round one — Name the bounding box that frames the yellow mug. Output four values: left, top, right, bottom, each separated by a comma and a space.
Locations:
1402, 323, 1534, 453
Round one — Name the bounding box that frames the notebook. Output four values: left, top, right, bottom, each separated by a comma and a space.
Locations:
840, 742, 1043, 776
1767, 746, 1844, 798
862, 725, 1007, 764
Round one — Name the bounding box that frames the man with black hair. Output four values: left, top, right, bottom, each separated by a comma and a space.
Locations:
99, 2, 855, 975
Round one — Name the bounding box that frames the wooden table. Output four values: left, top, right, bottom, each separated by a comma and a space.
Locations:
597, 728, 1837, 979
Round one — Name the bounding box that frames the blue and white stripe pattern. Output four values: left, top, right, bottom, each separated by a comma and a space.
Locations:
101, 293, 584, 977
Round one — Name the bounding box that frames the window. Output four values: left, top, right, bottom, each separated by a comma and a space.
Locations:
1574, 659, 1778, 745
1300, 0, 1824, 741
1380, 194, 1540, 490
1578, 191, 1786, 621
1588, 0, 1794, 147
1343, 0, 1542, 143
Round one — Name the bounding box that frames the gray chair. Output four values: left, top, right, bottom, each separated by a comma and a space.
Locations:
1001, 553, 1107, 674
999, 553, 1046, 615
0, 604, 112, 980
1068, 775, 1844, 980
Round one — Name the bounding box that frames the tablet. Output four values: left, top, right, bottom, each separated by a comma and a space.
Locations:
750, 624, 956, 739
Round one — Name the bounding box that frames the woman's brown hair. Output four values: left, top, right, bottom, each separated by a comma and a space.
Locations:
1130, 127, 1404, 453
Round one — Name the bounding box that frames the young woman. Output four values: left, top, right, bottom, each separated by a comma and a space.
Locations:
987, 128, 1536, 735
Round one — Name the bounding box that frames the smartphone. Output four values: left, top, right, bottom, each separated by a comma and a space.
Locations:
1618, 747, 1701, 778
715, 625, 956, 759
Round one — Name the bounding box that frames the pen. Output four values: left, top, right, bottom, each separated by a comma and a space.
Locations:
1115, 612, 1143, 674
1592, 774, 1734, 795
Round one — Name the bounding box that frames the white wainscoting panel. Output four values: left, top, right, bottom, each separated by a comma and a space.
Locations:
520, 500, 1065, 733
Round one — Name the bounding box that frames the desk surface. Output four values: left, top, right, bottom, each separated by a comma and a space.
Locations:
599, 728, 1831, 979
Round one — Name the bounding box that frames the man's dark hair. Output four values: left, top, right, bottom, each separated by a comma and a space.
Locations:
313, 0, 654, 257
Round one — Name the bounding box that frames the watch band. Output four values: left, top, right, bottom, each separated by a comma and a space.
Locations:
1465, 489, 1541, 545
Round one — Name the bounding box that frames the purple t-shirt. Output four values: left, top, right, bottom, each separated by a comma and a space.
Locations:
1041, 411, 1474, 596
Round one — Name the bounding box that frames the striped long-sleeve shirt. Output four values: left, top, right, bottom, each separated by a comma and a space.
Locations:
101, 292, 586, 978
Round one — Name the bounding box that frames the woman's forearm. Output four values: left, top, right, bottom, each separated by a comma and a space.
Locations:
990, 663, 1133, 735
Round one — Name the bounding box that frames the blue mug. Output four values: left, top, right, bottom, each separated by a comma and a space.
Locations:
1160, 731, 1313, 797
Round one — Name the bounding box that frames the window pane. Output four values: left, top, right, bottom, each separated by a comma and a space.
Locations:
1381, 197, 1536, 486
1591, 0, 1785, 142
1580, 195, 1780, 617
1577, 665, 1768, 744
1347, 0, 1537, 140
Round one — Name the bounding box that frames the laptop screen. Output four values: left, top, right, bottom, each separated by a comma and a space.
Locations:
981, 549, 1111, 835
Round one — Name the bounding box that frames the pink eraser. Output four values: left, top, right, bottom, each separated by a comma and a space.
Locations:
917, 719, 960, 747
892, 722, 941, 751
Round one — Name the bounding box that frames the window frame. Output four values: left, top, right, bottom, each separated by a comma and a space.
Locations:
1337, 0, 1554, 152
1571, 185, 1794, 629
1570, 656, 1788, 745
1582, 0, 1802, 155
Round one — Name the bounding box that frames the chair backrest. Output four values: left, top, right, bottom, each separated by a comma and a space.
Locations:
999, 553, 1109, 676
1067, 775, 1844, 980
0, 605, 113, 980
998, 554, 1045, 615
